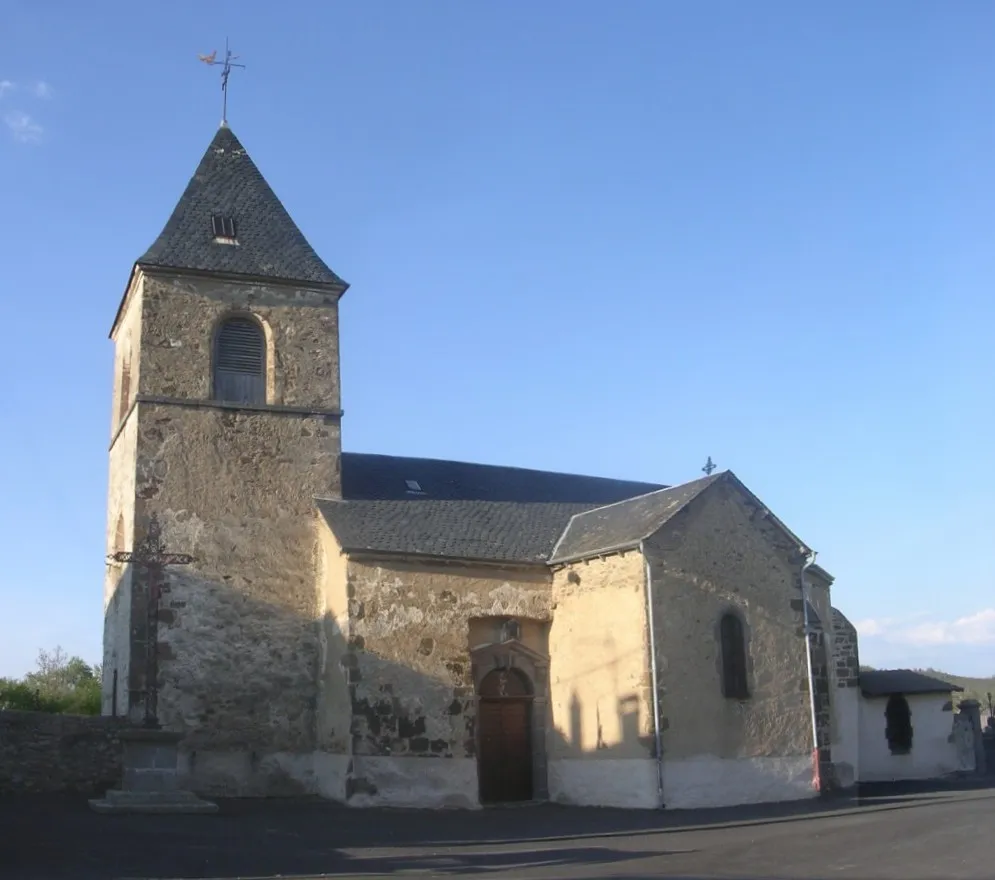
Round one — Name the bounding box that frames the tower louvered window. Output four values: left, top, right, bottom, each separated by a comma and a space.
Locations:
213, 317, 265, 404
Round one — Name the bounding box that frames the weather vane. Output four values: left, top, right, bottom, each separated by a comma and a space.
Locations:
199, 38, 245, 126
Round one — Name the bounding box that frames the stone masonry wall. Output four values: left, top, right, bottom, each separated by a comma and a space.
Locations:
316, 521, 353, 757
103, 275, 144, 716
831, 608, 860, 688
342, 557, 551, 771
109, 269, 344, 796
828, 606, 860, 788
138, 273, 342, 409
103, 408, 137, 717
806, 625, 833, 777
548, 552, 653, 759
805, 576, 834, 761
138, 406, 339, 769
643, 479, 813, 761
0, 712, 129, 794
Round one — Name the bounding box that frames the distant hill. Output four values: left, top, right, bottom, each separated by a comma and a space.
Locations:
922, 670, 995, 710
861, 666, 994, 711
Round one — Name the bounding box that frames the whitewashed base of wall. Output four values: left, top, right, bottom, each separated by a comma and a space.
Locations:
549, 759, 660, 808
139, 747, 820, 812
175, 749, 349, 799
347, 757, 481, 809
664, 755, 816, 809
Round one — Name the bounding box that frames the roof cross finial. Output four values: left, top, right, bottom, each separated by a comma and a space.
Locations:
199, 38, 245, 126
702, 456, 717, 476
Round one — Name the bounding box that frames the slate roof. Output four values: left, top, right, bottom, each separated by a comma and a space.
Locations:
318, 498, 597, 564
137, 126, 346, 289
319, 453, 666, 563
860, 669, 963, 697
549, 473, 722, 564
322, 457, 820, 570
340, 452, 663, 504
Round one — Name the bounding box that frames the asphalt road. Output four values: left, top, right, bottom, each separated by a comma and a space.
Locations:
2, 780, 992, 879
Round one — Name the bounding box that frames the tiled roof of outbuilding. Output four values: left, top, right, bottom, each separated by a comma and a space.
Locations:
860, 669, 963, 697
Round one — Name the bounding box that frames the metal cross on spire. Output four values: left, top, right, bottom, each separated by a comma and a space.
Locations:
199, 38, 246, 126
108, 514, 194, 728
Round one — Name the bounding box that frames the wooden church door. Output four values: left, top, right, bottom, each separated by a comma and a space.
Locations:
477, 668, 534, 804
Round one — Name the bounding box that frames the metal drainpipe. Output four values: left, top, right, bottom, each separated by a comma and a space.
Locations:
640, 542, 666, 808
800, 549, 821, 791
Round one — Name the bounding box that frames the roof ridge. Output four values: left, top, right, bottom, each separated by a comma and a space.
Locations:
549, 471, 726, 564
341, 450, 664, 487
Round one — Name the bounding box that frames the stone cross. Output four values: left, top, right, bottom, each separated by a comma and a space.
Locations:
109, 514, 194, 728
702, 456, 717, 476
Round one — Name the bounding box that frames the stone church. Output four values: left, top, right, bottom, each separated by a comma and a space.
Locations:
102, 124, 856, 810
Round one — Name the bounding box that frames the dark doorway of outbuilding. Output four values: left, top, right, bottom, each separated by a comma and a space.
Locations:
885, 694, 913, 755
477, 668, 534, 804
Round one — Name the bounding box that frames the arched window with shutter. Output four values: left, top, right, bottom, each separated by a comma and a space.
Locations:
213, 316, 266, 404
719, 612, 750, 700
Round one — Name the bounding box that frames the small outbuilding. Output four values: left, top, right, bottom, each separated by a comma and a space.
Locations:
857, 670, 965, 782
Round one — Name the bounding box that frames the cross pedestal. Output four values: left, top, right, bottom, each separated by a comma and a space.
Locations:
90, 514, 216, 814
89, 728, 217, 814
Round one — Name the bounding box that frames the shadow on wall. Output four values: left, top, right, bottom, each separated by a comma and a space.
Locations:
100, 555, 825, 809
99, 552, 667, 803
565, 680, 652, 758
103, 560, 620, 801
102, 558, 338, 795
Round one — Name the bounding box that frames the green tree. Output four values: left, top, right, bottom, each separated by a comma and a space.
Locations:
0, 647, 102, 715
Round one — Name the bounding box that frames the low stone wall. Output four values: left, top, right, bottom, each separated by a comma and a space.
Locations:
0, 711, 129, 794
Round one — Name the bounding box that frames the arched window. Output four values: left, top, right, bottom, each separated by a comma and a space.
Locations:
118, 355, 131, 423
885, 694, 913, 755
720, 612, 749, 699
213, 316, 265, 404
113, 514, 125, 557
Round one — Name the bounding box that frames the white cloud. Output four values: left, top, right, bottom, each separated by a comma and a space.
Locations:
857, 607, 995, 648
32, 81, 52, 99
0, 80, 14, 98
5, 111, 43, 143
855, 618, 884, 637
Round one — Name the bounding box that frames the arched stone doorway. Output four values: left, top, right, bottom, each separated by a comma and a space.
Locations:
470, 632, 550, 804
477, 668, 534, 804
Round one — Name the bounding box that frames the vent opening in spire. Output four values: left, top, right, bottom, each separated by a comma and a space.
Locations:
212, 214, 238, 245
136, 127, 347, 288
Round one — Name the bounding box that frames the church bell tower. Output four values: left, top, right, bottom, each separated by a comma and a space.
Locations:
103, 124, 348, 763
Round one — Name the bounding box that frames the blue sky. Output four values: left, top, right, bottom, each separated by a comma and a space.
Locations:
1, 1, 993, 678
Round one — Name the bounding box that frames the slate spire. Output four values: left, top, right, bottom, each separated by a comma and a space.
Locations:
137, 126, 346, 290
